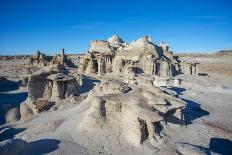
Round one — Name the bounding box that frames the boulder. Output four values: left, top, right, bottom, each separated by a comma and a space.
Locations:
5, 107, 21, 123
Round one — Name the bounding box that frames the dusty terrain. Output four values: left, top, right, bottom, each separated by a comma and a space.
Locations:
0, 50, 232, 155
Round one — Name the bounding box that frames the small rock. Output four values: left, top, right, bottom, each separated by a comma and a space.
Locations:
5, 107, 21, 123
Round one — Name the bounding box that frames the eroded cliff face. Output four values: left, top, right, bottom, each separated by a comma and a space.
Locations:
78, 78, 186, 149
78, 35, 198, 77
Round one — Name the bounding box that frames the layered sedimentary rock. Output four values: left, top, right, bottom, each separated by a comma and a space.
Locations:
78, 78, 186, 147
114, 36, 179, 77
78, 35, 184, 77
78, 35, 125, 75
20, 66, 80, 119
180, 61, 199, 75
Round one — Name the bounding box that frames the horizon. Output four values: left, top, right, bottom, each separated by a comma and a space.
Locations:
0, 0, 232, 55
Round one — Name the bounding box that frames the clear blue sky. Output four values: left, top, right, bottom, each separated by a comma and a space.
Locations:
0, 0, 231, 55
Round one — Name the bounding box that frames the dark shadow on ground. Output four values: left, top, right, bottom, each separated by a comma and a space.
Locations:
177, 138, 232, 155
0, 92, 28, 105
167, 86, 186, 95
166, 86, 209, 125
198, 73, 209, 77
209, 137, 232, 155
0, 92, 28, 125
0, 127, 26, 142
0, 138, 60, 155
78, 75, 100, 94
183, 98, 209, 125
0, 81, 20, 92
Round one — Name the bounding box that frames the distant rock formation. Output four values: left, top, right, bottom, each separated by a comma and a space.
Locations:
78, 35, 198, 77
179, 61, 199, 75
28, 49, 76, 68
28, 50, 51, 67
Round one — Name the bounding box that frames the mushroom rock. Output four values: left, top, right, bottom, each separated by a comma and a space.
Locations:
20, 66, 79, 119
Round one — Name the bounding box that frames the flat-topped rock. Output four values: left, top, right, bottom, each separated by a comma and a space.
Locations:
47, 73, 75, 82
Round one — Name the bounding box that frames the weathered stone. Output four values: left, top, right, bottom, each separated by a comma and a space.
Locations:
20, 66, 80, 119
20, 101, 33, 120
79, 79, 186, 147
20, 77, 29, 87
5, 107, 21, 123
34, 99, 55, 113
180, 61, 199, 75
77, 35, 187, 77
153, 76, 170, 87
28, 49, 76, 69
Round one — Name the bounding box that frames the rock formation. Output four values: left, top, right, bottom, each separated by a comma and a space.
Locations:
28, 50, 51, 67
179, 61, 199, 75
78, 35, 184, 78
78, 35, 125, 75
5, 107, 21, 123
78, 78, 186, 147
20, 66, 80, 119
28, 49, 76, 69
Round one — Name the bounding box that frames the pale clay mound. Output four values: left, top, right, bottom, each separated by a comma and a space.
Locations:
0, 35, 232, 155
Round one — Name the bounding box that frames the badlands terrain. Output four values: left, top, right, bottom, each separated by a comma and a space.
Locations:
0, 35, 232, 155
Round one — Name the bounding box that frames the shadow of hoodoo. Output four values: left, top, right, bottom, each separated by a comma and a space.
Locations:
209, 137, 232, 155
0, 92, 28, 106
166, 86, 209, 125
0, 80, 20, 92
167, 86, 186, 96
0, 138, 60, 155
0, 127, 26, 142
177, 138, 232, 155
78, 75, 100, 94
0, 92, 28, 125
183, 98, 209, 125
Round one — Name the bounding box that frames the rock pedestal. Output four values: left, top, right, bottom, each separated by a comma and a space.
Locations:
20, 67, 80, 119
47, 73, 78, 100
180, 61, 199, 75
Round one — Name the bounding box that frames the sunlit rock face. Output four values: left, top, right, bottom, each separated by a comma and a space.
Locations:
78, 78, 186, 147
77, 35, 198, 78
107, 34, 125, 48
114, 36, 179, 77
20, 66, 80, 119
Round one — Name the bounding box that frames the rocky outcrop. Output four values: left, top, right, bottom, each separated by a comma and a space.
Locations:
28, 50, 51, 67
78, 35, 183, 77
20, 66, 80, 119
78, 79, 186, 147
107, 34, 125, 48
180, 61, 199, 75
89, 40, 112, 54
28, 49, 76, 69
114, 36, 179, 77
5, 107, 21, 123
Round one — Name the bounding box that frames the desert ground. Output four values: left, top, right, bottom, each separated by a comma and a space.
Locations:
0, 46, 232, 155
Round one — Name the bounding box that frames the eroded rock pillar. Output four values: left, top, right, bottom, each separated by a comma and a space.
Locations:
98, 57, 106, 75
160, 61, 170, 77
51, 81, 65, 100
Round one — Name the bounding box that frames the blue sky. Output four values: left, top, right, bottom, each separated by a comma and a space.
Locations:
0, 0, 231, 55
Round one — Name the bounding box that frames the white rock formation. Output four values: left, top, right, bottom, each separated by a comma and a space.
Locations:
20, 66, 80, 119
78, 78, 186, 147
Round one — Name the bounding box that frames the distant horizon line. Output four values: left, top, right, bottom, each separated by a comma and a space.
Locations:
0, 48, 232, 56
